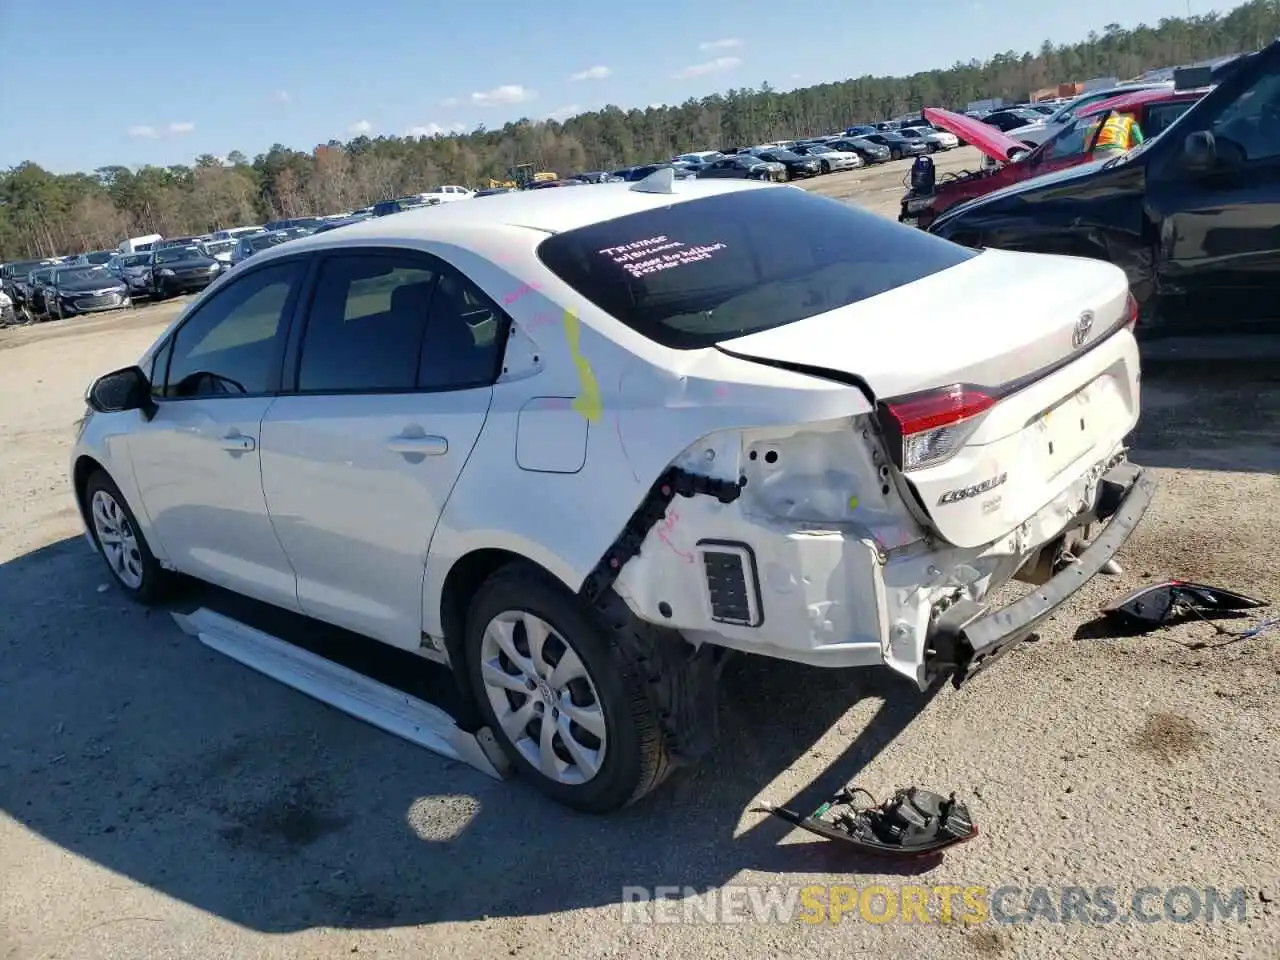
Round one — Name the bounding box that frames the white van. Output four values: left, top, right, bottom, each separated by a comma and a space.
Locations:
117, 234, 162, 255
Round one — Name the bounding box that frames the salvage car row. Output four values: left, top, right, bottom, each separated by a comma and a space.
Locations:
0, 222, 353, 324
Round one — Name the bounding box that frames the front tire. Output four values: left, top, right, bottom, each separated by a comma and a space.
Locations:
464, 563, 672, 813
819, 160, 830, 174
84, 470, 173, 604
891, 148, 902, 161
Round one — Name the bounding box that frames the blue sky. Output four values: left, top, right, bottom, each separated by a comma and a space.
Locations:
1, 0, 1218, 173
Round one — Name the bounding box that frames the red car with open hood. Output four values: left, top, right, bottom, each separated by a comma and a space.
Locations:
899, 88, 1207, 230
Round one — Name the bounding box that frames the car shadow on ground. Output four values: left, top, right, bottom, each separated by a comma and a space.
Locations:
0, 535, 940, 933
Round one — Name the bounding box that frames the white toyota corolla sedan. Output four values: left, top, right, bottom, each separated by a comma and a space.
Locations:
71, 170, 1154, 812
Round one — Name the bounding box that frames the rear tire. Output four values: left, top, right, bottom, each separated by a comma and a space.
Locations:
464, 563, 673, 813
83, 469, 175, 605
891, 148, 902, 161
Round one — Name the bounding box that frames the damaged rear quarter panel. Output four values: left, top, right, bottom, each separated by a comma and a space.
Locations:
419, 284, 877, 640
612, 416, 930, 668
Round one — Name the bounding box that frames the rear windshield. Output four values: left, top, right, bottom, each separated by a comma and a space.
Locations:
536, 188, 976, 349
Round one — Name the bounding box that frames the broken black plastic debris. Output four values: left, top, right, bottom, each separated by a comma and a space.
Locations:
1102, 580, 1268, 630
753, 783, 978, 857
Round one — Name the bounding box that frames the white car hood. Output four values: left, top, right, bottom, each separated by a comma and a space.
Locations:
716, 248, 1129, 399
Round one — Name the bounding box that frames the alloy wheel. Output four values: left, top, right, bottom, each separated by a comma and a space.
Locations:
479, 610, 607, 785
91, 489, 144, 589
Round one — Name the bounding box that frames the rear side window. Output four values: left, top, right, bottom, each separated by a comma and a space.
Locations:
297, 254, 439, 392
536, 188, 977, 349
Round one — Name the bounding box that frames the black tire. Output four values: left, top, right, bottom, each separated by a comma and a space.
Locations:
83, 469, 174, 604
819, 160, 830, 174
464, 563, 673, 813
891, 148, 902, 161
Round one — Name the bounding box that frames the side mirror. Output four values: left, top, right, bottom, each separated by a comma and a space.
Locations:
1183, 131, 1218, 173
87, 365, 156, 420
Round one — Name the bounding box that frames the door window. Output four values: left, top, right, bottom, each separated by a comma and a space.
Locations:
163, 259, 302, 398
296, 253, 439, 393
1210, 71, 1280, 162
416, 270, 508, 390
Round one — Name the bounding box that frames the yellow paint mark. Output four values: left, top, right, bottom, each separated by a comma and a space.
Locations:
848, 496, 859, 510
563, 309, 603, 423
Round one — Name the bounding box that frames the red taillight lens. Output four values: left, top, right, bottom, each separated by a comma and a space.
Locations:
878, 384, 996, 472
1125, 292, 1139, 331
884, 385, 996, 435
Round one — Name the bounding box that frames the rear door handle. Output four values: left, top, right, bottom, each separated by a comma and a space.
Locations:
387, 435, 448, 457
219, 434, 255, 452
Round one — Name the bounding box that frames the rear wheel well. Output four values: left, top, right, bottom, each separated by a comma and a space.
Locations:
439, 549, 572, 711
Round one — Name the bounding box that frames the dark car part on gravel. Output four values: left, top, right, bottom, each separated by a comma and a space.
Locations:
1102, 580, 1267, 629
754, 784, 978, 857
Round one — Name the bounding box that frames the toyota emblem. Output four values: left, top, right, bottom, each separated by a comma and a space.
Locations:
1072, 311, 1094, 349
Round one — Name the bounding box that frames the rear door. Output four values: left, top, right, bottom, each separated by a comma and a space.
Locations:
259, 248, 504, 649
1148, 51, 1280, 333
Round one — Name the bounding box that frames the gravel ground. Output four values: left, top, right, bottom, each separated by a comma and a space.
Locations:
2, 166, 1278, 960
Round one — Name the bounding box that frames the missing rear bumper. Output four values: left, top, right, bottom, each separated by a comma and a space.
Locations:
925, 462, 1157, 687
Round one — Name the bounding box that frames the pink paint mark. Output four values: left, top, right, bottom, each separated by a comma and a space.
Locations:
713, 384, 731, 399
655, 508, 696, 564
613, 413, 643, 484
502, 281, 543, 306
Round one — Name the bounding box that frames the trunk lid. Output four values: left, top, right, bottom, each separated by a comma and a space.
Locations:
718, 249, 1140, 548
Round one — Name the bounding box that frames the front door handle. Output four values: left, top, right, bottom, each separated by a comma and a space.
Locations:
387, 435, 448, 457
219, 434, 255, 452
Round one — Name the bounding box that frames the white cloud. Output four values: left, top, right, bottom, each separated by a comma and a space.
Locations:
441, 96, 460, 107
167, 121, 195, 135
274, 90, 292, 103
406, 122, 469, 137
699, 38, 742, 52
674, 56, 741, 79
648, 103, 667, 110
349, 119, 372, 134
470, 84, 533, 106
546, 105, 581, 122
127, 124, 159, 139
569, 65, 610, 81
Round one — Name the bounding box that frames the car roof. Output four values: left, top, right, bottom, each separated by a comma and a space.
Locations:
259, 177, 767, 252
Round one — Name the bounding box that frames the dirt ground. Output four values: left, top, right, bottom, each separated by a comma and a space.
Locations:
2, 157, 1279, 960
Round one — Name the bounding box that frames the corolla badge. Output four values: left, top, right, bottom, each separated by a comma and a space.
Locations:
1072, 311, 1094, 349
938, 472, 1008, 505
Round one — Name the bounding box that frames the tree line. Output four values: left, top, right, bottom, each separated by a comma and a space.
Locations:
3, 0, 1278, 261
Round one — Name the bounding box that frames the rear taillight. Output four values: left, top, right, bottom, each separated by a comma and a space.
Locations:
1124, 291, 1139, 331
877, 384, 996, 472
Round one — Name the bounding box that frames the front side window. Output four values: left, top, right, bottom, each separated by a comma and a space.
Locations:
537, 187, 977, 349
296, 254, 439, 393
1209, 71, 1280, 162
164, 260, 303, 398
1144, 101, 1195, 138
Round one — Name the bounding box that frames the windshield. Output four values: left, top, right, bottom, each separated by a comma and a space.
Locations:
56, 266, 112, 285
536, 188, 977, 350
155, 246, 204, 264
768, 151, 801, 161
122, 254, 151, 267
202, 240, 235, 254
32, 269, 55, 282
805, 145, 832, 153
83, 251, 113, 264
10, 260, 50, 276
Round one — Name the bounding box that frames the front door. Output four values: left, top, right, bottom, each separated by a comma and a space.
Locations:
259, 249, 503, 648
127, 257, 308, 609
1149, 53, 1280, 333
